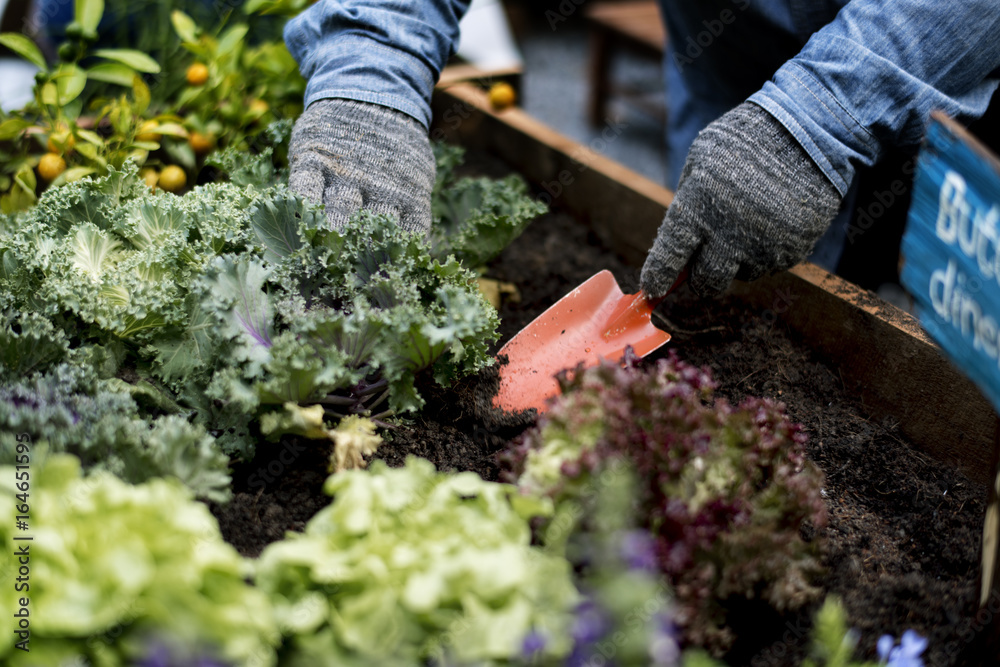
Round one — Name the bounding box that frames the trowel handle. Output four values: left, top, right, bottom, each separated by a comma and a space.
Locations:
612, 269, 689, 333
642, 267, 689, 308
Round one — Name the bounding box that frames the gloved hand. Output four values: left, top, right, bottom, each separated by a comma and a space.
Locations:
640, 102, 843, 298
288, 98, 436, 234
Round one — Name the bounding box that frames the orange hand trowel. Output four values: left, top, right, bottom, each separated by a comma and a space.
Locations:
494, 270, 680, 413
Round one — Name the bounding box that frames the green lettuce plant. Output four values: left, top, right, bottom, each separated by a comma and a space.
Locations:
255, 456, 579, 666
500, 352, 828, 656
0, 454, 278, 666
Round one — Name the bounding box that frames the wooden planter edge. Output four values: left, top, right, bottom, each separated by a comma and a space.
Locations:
431, 82, 997, 486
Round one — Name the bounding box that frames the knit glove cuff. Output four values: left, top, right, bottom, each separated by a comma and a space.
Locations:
289, 98, 436, 234
641, 102, 842, 298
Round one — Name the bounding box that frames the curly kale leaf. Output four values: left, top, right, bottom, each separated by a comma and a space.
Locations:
206, 146, 278, 189
0, 310, 70, 380
248, 188, 318, 263
432, 140, 466, 194
198, 254, 275, 376
147, 293, 218, 389
0, 364, 231, 501
431, 175, 547, 268
429, 142, 547, 267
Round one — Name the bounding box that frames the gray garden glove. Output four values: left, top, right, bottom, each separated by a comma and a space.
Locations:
289, 98, 436, 234
640, 102, 843, 298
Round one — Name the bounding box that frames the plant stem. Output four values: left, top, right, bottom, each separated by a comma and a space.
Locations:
356, 378, 388, 397
314, 394, 355, 407
365, 388, 391, 414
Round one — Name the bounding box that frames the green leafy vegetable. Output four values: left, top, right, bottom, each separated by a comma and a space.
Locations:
255, 456, 578, 665
501, 352, 828, 655
0, 454, 278, 666
0, 143, 542, 461
430, 144, 547, 267
199, 203, 501, 454
0, 363, 231, 502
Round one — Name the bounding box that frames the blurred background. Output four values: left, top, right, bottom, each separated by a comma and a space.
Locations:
1, 0, 670, 181
458, 0, 668, 185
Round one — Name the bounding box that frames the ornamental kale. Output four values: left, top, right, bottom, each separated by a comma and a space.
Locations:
0, 455, 279, 667
254, 456, 578, 666
0, 362, 231, 502
189, 199, 502, 457
430, 144, 547, 268
500, 352, 828, 655
0, 144, 544, 460
0, 164, 257, 344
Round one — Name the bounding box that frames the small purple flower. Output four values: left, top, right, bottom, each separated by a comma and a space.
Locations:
132, 640, 231, 667
877, 630, 927, 667
620, 530, 659, 572
572, 597, 609, 645
648, 609, 680, 666
134, 643, 170, 667
521, 630, 547, 657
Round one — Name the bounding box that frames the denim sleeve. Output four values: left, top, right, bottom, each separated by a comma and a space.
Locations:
283, 0, 470, 128
749, 0, 1000, 196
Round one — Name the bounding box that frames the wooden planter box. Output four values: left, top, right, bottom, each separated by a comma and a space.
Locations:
430, 82, 999, 487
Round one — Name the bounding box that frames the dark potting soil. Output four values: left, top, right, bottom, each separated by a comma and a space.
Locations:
209, 155, 988, 666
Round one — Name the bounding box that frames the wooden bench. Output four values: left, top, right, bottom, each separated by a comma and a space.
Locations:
584, 1, 667, 126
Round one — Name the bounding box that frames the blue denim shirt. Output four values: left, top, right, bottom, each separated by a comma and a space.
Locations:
286, 0, 1000, 195
283, 0, 470, 129
661, 0, 1000, 191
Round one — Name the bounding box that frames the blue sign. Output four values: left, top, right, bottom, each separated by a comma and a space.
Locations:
901, 114, 1000, 414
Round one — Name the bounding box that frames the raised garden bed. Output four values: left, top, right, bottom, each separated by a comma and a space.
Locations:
206, 84, 998, 665
4, 12, 997, 655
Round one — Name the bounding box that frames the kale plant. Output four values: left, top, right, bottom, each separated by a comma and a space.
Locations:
0, 163, 262, 459
187, 195, 502, 457
0, 145, 545, 460
0, 360, 231, 502
429, 143, 547, 268
500, 352, 828, 655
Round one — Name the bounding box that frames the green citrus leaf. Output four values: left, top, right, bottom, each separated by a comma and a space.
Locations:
217, 24, 249, 56
0, 118, 32, 141
93, 48, 161, 74
170, 10, 198, 43
132, 74, 151, 115
0, 33, 47, 71
54, 65, 87, 105
75, 0, 105, 33
86, 62, 137, 87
